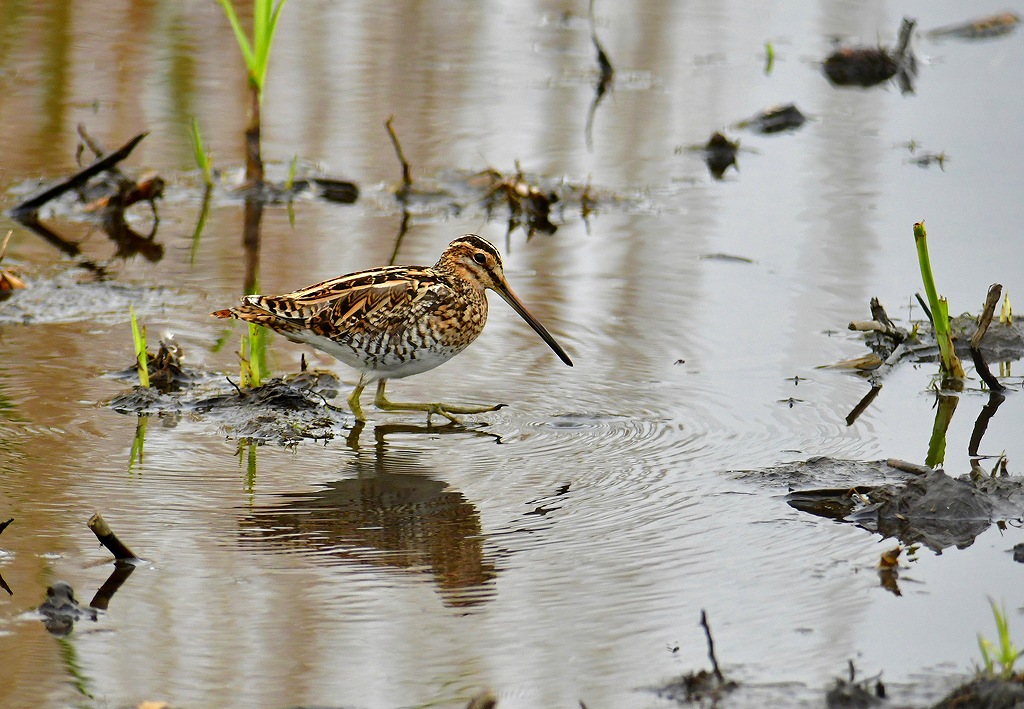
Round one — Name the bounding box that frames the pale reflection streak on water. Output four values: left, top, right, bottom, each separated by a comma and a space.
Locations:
1, 0, 1024, 708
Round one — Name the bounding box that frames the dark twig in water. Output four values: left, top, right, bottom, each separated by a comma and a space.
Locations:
585, 0, 614, 151
589, 0, 614, 88
971, 286, 1003, 349
969, 390, 1006, 459
700, 609, 725, 683
845, 384, 882, 426
10, 133, 148, 218
385, 115, 413, 198
914, 292, 933, 323
388, 209, 411, 267
89, 562, 137, 611
971, 284, 1006, 392
87, 512, 140, 561
0, 518, 12, 537
76, 124, 109, 162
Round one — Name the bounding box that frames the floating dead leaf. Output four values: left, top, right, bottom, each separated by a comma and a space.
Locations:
819, 354, 883, 371
928, 12, 1020, 40
735, 103, 806, 134
0, 230, 27, 295
878, 545, 902, 569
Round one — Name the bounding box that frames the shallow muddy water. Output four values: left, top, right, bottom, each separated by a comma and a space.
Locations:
1, 2, 1024, 708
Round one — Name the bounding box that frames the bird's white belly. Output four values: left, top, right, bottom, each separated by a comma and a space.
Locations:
290, 330, 468, 381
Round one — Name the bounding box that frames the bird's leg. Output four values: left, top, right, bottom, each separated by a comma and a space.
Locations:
373, 380, 504, 424
347, 379, 368, 422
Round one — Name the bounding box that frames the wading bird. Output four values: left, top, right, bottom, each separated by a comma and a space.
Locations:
212, 234, 572, 422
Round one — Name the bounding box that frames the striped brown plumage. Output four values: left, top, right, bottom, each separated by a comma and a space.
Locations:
212, 234, 572, 422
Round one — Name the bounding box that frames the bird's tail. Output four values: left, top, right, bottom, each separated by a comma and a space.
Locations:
211, 301, 309, 337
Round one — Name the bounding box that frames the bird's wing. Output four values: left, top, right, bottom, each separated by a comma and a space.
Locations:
222, 267, 450, 344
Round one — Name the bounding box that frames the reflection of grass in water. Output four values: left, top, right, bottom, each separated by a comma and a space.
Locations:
57, 635, 95, 701
129, 415, 148, 474
0, 388, 21, 422
925, 392, 957, 468
0, 383, 27, 457
241, 442, 257, 494
189, 184, 212, 265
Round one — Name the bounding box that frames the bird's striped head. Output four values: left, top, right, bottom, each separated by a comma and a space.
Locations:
437, 234, 507, 291
436, 234, 573, 367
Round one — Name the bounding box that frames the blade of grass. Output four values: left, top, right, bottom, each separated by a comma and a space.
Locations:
913, 221, 965, 378
285, 153, 298, 191
129, 305, 150, 388
189, 117, 213, 187
217, 0, 256, 83
218, 0, 287, 95
247, 321, 265, 387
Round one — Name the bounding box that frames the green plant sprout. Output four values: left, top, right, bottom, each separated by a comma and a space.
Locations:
217, 0, 288, 186
129, 305, 150, 388
764, 41, 775, 75
285, 153, 298, 191
217, 0, 287, 96
238, 322, 268, 388
1001, 293, 1013, 325
913, 221, 965, 379
978, 598, 1024, 680
189, 117, 213, 187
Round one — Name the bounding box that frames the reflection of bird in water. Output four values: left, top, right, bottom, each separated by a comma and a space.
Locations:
241, 468, 498, 608
38, 581, 97, 637
214, 235, 572, 422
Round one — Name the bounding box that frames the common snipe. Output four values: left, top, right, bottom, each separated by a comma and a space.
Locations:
212, 234, 572, 422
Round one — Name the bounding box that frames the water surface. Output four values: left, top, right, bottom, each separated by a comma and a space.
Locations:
1, 2, 1023, 707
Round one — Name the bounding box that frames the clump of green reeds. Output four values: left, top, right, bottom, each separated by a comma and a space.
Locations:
913, 221, 965, 379
978, 599, 1024, 680
129, 304, 150, 388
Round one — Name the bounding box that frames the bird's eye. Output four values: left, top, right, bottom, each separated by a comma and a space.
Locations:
473, 252, 487, 265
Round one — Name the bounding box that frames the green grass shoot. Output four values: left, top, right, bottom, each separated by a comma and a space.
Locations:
913, 221, 965, 379
764, 41, 775, 75
189, 117, 213, 187
239, 322, 268, 388
285, 153, 298, 191
217, 0, 287, 97
977, 598, 1024, 679
1001, 292, 1013, 325
129, 304, 150, 388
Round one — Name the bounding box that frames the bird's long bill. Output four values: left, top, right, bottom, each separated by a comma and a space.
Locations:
493, 281, 573, 367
